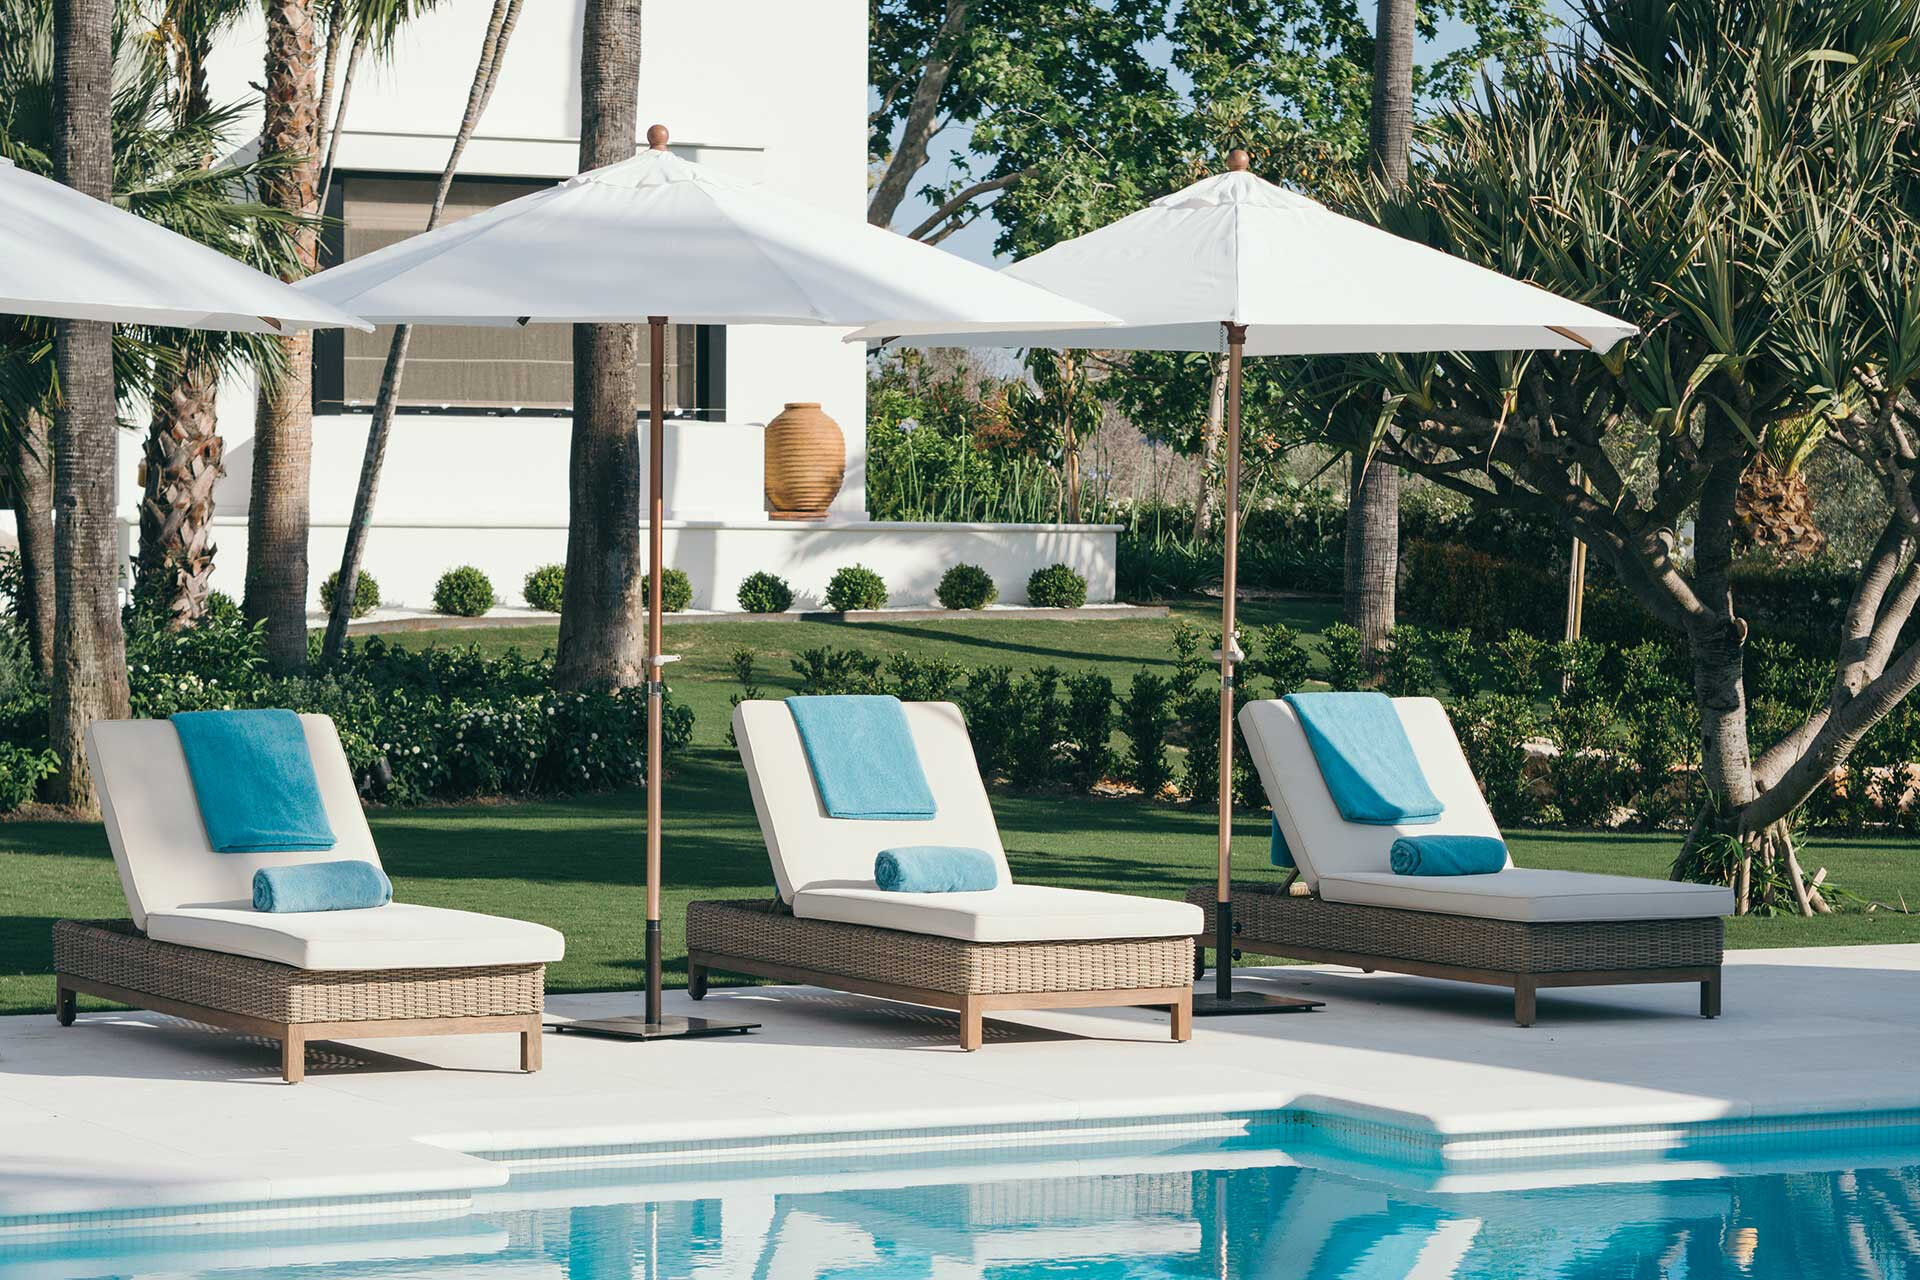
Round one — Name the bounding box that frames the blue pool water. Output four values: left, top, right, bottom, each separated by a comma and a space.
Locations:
7, 1137, 1918, 1279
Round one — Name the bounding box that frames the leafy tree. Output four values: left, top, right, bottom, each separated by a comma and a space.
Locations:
1319, 0, 1920, 912
1007, 349, 1101, 521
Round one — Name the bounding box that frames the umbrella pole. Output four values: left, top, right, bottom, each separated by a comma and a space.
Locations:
645, 315, 666, 1027
1194, 321, 1320, 1018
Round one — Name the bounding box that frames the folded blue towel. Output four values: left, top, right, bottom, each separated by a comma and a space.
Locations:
1284, 692, 1443, 826
786, 695, 936, 820
171, 710, 336, 853
252, 860, 392, 912
875, 845, 998, 893
1390, 834, 1508, 876
1270, 815, 1295, 869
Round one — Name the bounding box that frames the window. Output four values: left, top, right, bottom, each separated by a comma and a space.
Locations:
314, 174, 722, 417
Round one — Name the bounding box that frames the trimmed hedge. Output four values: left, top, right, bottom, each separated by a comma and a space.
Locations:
736, 571, 794, 614
523, 564, 566, 612
433, 566, 496, 617
826, 564, 888, 612
1026, 563, 1087, 609
936, 563, 997, 610
320, 570, 381, 619
641, 568, 694, 612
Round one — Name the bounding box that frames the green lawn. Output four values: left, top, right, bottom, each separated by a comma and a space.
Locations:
2, 601, 1915, 1017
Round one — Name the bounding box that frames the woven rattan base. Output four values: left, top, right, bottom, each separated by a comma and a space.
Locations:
53, 919, 546, 1083
685, 899, 1194, 1050
1186, 884, 1723, 1027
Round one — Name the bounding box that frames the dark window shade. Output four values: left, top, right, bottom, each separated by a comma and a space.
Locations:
333, 175, 701, 413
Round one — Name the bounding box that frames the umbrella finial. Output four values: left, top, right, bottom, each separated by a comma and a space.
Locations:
1226, 149, 1251, 173
647, 123, 670, 151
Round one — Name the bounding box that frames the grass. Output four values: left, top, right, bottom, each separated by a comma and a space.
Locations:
2, 599, 1915, 1017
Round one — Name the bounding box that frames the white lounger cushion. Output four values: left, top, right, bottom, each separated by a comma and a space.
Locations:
1317, 869, 1733, 923
1239, 696, 1503, 887
146, 902, 565, 970
733, 700, 1011, 901
793, 883, 1200, 943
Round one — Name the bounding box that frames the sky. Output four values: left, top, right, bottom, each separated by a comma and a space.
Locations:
880, 3, 1581, 265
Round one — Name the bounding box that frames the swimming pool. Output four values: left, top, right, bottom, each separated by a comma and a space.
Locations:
6, 1127, 1917, 1280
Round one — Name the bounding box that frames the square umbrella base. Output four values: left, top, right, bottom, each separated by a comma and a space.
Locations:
544, 1015, 760, 1041
1192, 990, 1324, 1017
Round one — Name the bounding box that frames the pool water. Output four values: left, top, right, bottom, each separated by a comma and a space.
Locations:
8, 1141, 1918, 1279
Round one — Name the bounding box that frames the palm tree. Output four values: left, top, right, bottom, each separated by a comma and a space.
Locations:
318, 0, 524, 665
48, 0, 128, 810
1342, 0, 1414, 669
554, 0, 644, 691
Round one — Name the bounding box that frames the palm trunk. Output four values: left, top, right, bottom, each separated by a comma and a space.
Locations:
1344, 0, 1415, 668
319, 0, 525, 665
8, 408, 56, 680
49, 0, 131, 812
136, 361, 223, 629
245, 0, 322, 674
317, 33, 363, 209
554, 0, 644, 691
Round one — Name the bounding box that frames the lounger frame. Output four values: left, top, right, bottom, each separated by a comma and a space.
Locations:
53, 919, 545, 1082
686, 899, 1193, 1050
1186, 885, 1722, 1026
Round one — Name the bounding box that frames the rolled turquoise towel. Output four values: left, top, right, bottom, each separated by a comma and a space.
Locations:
874, 846, 997, 893
1389, 834, 1508, 876
253, 860, 393, 913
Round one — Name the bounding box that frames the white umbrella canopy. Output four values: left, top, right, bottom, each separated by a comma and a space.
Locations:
296, 130, 1112, 1041
295, 143, 1116, 333
854, 153, 1638, 1016
851, 162, 1634, 354
0, 156, 370, 333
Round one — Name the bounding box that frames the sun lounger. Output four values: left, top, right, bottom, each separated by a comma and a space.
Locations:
690, 699, 1201, 1049
1187, 697, 1732, 1025
60, 714, 564, 1081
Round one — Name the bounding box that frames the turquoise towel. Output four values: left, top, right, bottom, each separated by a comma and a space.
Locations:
252, 860, 392, 912
786, 695, 936, 820
1270, 815, 1295, 869
171, 710, 336, 853
1390, 834, 1508, 876
875, 846, 997, 893
1283, 692, 1443, 825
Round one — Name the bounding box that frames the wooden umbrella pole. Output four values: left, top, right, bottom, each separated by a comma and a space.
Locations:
1214, 321, 1247, 1001
645, 314, 666, 1026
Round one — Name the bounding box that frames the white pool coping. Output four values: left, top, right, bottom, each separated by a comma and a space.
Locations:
3, 945, 1917, 1231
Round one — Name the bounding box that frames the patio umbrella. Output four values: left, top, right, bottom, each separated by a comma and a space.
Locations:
297, 126, 1117, 1040
852, 151, 1635, 1014
0, 156, 369, 332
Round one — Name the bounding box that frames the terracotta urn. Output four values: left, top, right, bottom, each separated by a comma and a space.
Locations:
763, 401, 844, 520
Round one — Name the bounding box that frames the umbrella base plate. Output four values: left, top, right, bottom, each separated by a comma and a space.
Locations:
544, 1015, 759, 1041
1192, 990, 1323, 1017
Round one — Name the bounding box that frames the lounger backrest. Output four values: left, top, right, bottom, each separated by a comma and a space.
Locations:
732, 699, 1011, 901
86, 714, 381, 930
1237, 696, 1505, 888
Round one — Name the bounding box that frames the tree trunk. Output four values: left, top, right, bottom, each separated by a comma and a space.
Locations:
866, 0, 971, 229
8, 409, 56, 680
245, 0, 322, 674
317, 32, 363, 208
554, 0, 644, 690
319, 0, 524, 665
1344, 0, 1415, 665
1192, 356, 1226, 541
49, 0, 131, 812
136, 362, 223, 629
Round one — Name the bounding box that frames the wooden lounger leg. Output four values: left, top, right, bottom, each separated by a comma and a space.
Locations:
55, 982, 76, 1027
282, 1028, 306, 1084
1701, 969, 1722, 1019
959, 996, 984, 1051
1513, 979, 1537, 1028
521, 1015, 543, 1072
688, 960, 708, 1001
1170, 991, 1193, 1042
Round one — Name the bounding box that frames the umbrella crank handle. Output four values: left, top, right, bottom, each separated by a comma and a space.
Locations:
647, 653, 680, 695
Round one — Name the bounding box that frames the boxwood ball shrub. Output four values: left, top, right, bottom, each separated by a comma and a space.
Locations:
433, 565, 496, 617
936, 562, 997, 610
737, 570, 794, 614
826, 564, 888, 612
523, 563, 566, 612
319, 569, 381, 619
1026, 563, 1088, 609
640, 567, 694, 612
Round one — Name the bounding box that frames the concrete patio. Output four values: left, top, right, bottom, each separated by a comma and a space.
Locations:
2, 945, 1917, 1232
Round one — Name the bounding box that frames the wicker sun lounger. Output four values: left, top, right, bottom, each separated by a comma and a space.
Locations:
694, 700, 1201, 1050
62, 715, 564, 1081
1192, 697, 1732, 1026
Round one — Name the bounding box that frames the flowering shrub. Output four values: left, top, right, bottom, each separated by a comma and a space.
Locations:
0, 741, 55, 813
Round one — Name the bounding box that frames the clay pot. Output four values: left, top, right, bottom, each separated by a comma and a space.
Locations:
764, 402, 844, 521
